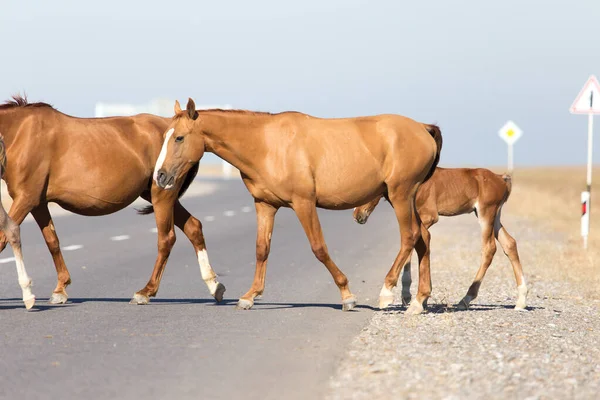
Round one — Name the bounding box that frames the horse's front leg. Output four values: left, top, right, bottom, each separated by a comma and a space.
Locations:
130, 187, 178, 304
237, 201, 278, 310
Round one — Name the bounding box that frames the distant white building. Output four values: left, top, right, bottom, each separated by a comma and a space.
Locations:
94, 98, 235, 178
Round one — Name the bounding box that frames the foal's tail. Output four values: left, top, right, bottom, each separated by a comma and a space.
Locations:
423, 124, 443, 182
0, 133, 6, 179
501, 173, 512, 201
136, 161, 200, 215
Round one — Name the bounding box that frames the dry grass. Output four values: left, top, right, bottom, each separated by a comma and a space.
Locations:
498, 166, 600, 298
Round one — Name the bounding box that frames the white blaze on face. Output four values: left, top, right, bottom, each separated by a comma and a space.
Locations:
197, 249, 218, 295
153, 128, 175, 184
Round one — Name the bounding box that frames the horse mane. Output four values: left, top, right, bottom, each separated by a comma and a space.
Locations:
0, 94, 54, 110
173, 108, 284, 120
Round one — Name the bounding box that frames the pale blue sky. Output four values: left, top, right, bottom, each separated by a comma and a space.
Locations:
1, 0, 599, 167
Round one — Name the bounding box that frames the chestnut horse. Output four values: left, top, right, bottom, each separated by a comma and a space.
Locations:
0, 96, 225, 305
152, 98, 442, 313
353, 167, 528, 310
0, 134, 35, 309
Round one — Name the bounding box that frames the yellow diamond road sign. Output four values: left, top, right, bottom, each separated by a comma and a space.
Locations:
499, 120, 522, 145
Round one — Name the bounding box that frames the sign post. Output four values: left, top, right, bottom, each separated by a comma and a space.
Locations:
570, 75, 600, 249
498, 120, 523, 175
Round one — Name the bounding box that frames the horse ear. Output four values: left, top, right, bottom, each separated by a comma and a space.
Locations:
174, 100, 182, 115
186, 98, 198, 120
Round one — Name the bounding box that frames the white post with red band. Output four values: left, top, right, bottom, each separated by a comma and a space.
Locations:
570, 75, 600, 249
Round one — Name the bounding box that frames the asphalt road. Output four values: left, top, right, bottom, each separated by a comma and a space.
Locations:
0, 178, 402, 400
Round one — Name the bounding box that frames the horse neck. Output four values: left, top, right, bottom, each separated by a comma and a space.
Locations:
0, 108, 33, 146
197, 112, 269, 175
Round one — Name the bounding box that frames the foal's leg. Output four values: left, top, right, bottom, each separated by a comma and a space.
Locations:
0, 206, 35, 309
458, 206, 497, 310
131, 188, 178, 304
237, 201, 278, 310
293, 199, 356, 311
173, 201, 226, 302
494, 208, 528, 310
400, 259, 412, 306
30, 204, 72, 304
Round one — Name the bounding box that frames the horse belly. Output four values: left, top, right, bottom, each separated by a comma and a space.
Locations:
314, 167, 385, 210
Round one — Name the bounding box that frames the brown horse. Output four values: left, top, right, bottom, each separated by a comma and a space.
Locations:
353, 167, 528, 310
0, 134, 35, 309
151, 98, 442, 313
0, 95, 225, 305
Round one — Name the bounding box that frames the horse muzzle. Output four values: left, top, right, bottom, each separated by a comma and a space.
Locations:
156, 169, 176, 190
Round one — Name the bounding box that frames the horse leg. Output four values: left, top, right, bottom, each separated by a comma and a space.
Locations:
131, 189, 177, 304
494, 208, 528, 310
0, 205, 35, 309
378, 190, 420, 311
458, 205, 497, 310
237, 201, 278, 310
29, 204, 72, 304
400, 258, 412, 306
173, 201, 226, 302
293, 199, 356, 311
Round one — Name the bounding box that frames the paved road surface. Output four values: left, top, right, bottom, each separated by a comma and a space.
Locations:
0, 178, 401, 400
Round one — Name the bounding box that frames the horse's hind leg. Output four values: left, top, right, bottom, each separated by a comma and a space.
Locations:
30, 204, 71, 304
293, 198, 356, 311
494, 208, 527, 310
173, 201, 226, 302
458, 205, 497, 310
379, 189, 425, 314
0, 206, 35, 309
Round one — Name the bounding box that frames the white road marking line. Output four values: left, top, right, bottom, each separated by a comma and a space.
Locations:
63, 245, 83, 251
0, 257, 15, 264
150, 228, 158, 233
205, 216, 216, 222
110, 235, 130, 241
223, 210, 235, 217
241, 206, 252, 213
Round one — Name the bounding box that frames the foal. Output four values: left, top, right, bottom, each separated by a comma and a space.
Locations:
0, 134, 35, 309
353, 167, 528, 310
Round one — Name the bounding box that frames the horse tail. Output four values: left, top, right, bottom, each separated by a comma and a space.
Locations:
501, 173, 512, 201
136, 161, 200, 215
0, 133, 6, 179
423, 124, 443, 182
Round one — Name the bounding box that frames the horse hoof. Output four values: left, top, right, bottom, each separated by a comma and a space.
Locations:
456, 297, 471, 310
405, 301, 425, 315
342, 296, 357, 311
514, 303, 528, 311
236, 298, 254, 310
24, 296, 35, 310
378, 295, 395, 309
130, 293, 150, 305
49, 292, 68, 304
213, 283, 226, 303
401, 296, 412, 307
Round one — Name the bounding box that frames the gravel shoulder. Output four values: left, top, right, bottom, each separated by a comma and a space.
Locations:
326, 186, 600, 399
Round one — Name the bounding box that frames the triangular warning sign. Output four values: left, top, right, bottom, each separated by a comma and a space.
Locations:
570, 75, 600, 114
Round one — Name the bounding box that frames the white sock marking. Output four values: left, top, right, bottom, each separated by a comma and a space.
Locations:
197, 249, 218, 295
153, 128, 175, 184
379, 284, 394, 298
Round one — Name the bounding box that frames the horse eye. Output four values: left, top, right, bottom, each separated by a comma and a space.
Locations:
175, 136, 184, 143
